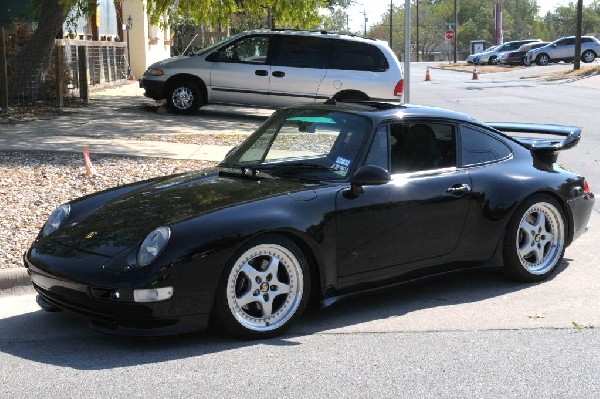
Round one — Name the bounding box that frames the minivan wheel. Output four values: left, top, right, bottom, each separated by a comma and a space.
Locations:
536, 54, 549, 66
166, 81, 202, 114
581, 50, 597, 63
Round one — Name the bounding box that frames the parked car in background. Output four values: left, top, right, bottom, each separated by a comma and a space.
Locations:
498, 42, 549, 65
526, 36, 600, 66
139, 29, 404, 114
477, 39, 541, 65
467, 46, 498, 64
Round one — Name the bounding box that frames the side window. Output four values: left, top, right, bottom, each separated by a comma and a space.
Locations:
211, 36, 269, 64
389, 122, 456, 173
271, 36, 327, 69
328, 41, 389, 72
460, 125, 512, 166
365, 125, 389, 171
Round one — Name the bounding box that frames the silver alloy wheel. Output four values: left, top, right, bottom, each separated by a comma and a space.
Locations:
523, 56, 531, 66
582, 50, 596, 63
537, 54, 549, 66
226, 244, 304, 332
516, 202, 564, 275
171, 86, 194, 110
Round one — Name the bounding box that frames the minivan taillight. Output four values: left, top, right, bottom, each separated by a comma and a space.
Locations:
583, 180, 591, 194
394, 79, 404, 97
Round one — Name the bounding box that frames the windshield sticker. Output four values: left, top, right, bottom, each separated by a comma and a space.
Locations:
332, 157, 351, 176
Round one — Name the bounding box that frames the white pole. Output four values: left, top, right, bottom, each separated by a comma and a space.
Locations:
404, 0, 411, 103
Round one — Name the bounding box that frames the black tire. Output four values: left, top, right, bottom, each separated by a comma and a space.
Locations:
166, 80, 202, 114
581, 50, 597, 63
488, 56, 497, 65
535, 54, 549, 66
212, 235, 310, 339
503, 194, 566, 282
333, 91, 370, 102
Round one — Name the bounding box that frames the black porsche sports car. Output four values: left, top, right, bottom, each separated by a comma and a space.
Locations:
26, 101, 594, 338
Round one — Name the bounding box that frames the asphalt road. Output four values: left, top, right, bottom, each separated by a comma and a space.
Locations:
1, 63, 599, 397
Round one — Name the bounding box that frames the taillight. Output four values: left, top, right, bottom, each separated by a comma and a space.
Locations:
583, 180, 591, 194
394, 79, 404, 97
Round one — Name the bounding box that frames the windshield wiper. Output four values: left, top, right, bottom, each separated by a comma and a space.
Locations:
257, 162, 333, 171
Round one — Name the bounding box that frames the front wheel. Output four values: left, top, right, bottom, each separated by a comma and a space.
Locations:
488, 56, 497, 65
581, 50, 597, 63
213, 236, 310, 339
536, 54, 549, 66
166, 81, 202, 114
503, 195, 566, 282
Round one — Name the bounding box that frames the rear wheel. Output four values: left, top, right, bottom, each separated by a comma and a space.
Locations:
536, 54, 549, 66
488, 56, 497, 65
166, 80, 202, 114
213, 236, 310, 339
503, 195, 566, 282
581, 50, 597, 63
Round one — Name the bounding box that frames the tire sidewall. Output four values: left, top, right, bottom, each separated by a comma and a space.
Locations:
503, 194, 566, 282
213, 235, 311, 339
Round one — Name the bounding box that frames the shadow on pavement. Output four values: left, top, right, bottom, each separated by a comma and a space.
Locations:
0, 261, 569, 371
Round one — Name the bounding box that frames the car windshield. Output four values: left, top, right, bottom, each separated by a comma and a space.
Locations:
188, 33, 243, 56
220, 108, 373, 180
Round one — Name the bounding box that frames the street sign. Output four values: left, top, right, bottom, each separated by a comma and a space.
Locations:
445, 29, 455, 40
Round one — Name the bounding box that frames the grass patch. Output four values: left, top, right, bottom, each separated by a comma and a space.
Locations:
542, 65, 600, 81
435, 62, 521, 73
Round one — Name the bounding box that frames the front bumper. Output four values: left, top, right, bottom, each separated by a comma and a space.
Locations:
139, 77, 166, 101
24, 242, 213, 336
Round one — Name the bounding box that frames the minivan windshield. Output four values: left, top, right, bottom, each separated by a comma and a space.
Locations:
220, 108, 373, 180
188, 33, 243, 56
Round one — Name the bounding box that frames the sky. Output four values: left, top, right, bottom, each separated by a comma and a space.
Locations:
345, 0, 595, 34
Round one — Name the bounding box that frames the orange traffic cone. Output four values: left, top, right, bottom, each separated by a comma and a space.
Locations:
425, 66, 431, 81
472, 66, 479, 80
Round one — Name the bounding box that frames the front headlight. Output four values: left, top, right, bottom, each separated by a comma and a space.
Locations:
136, 226, 171, 267
42, 204, 70, 237
144, 68, 164, 76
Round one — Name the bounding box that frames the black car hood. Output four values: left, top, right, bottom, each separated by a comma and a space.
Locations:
51, 169, 321, 257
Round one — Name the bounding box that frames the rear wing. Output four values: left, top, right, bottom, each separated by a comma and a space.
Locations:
485, 122, 581, 152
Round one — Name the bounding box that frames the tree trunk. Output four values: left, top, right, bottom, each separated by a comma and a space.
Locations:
12, 0, 69, 100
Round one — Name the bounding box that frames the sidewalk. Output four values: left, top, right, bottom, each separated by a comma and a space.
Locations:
0, 82, 271, 161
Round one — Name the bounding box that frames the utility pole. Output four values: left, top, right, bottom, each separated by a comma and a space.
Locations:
404, 0, 411, 103
416, 0, 419, 61
363, 10, 368, 37
453, 0, 457, 63
389, 0, 393, 47
574, 0, 583, 70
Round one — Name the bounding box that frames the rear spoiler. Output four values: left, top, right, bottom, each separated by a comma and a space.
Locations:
485, 122, 581, 152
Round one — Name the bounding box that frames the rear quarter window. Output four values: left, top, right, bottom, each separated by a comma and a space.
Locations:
327, 40, 389, 72
460, 125, 512, 166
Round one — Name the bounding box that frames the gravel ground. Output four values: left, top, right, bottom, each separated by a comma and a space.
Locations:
0, 151, 216, 269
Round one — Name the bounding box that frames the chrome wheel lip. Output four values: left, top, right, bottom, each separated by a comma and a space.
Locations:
171, 86, 194, 110
516, 202, 564, 275
226, 244, 303, 332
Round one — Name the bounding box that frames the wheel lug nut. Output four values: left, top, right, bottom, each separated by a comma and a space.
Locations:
270, 285, 277, 291
253, 290, 259, 296
255, 277, 262, 284
263, 294, 269, 301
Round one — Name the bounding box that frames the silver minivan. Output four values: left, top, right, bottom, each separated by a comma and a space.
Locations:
140, 30, 405, 114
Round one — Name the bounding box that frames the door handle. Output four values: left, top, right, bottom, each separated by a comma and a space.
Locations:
446, 184, 471, 195
255, 70, 268, 76
272, 71, 286, 78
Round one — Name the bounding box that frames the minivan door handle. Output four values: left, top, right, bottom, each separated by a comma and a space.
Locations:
255, 70, 268, 76
272, 71, 286, 78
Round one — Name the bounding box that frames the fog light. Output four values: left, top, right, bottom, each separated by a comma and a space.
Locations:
133, 287, 173, 303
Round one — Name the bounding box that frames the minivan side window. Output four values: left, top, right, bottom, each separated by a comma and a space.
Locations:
271, 36, 327, 69
460, 125, 512, 166
211, 36, 269, 64
327, 40, 389, 72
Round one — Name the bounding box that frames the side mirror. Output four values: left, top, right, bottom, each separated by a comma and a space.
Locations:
346, 165, 391, 198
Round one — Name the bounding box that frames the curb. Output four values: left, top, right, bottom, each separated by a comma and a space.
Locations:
0, 268, 31, 293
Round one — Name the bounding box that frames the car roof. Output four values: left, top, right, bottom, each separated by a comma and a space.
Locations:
240, 29, 389, 47
283, 101, 478, 124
